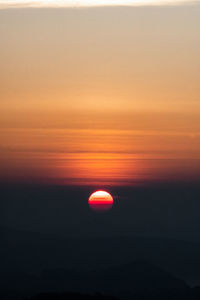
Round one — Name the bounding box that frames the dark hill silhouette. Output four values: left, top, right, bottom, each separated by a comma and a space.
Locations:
40, 261, 186, 293
1, 227, 200, 284
92, 261, 186, 291
26, 293, 118, 300
23, 288, 200, 300
0, 261, 186, 297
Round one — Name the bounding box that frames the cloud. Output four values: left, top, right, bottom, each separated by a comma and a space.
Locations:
0, 0, 198, 8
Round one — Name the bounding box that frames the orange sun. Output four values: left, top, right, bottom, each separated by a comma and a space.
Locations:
88, 190, 114, 212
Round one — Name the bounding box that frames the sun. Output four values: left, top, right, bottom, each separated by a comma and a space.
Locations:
88, 190, 114, 212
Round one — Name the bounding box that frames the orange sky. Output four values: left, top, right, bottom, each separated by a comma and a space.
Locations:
0, 6, 200, 185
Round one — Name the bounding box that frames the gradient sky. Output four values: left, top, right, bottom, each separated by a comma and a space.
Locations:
0, 2, 200, 185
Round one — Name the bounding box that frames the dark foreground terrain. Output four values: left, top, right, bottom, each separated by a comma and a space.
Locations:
2, 185, 200, 299
2, 288, 200, 300
1, 227, 200, 284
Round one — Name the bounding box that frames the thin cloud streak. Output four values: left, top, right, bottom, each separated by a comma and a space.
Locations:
0, 0, 198, 8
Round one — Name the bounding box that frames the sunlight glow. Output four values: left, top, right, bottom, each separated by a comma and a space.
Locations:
0, 0, 197, 8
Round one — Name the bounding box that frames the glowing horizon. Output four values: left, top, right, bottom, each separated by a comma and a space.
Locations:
0, 0, 198, 9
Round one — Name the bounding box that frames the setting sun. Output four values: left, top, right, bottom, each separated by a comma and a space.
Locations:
88, 190, 114, 211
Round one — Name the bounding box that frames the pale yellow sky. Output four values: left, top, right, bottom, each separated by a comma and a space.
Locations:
0, 0, 198, 9
0, 6, 200, 114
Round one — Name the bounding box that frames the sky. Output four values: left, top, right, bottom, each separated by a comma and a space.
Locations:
0, 2, 200, 186
0, 0, 198, 8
